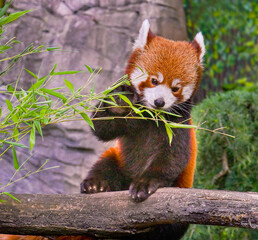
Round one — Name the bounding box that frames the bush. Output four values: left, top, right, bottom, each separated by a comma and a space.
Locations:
182, 89, 258, 240
184, 0, 257, 95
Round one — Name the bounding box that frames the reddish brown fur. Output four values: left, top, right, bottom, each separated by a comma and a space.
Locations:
100, 140, 123, 167
127, 35, 203, 103
176, 120, 197, 188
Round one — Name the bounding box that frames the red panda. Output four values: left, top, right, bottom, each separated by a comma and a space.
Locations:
2, 20, 205, 240
80, 19, 205, 239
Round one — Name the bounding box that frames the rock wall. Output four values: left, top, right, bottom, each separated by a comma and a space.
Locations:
0, 0, 187, 194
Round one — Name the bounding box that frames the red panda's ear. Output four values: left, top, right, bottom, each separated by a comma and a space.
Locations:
133, 19, 155, 50
191, 32, 205, 62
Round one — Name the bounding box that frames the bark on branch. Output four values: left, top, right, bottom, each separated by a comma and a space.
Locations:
0, 188, 257, 238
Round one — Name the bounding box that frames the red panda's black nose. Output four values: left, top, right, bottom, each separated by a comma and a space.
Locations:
154, 98, 165, 108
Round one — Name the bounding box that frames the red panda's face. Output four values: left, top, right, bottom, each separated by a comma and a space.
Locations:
127, 20, 205, 110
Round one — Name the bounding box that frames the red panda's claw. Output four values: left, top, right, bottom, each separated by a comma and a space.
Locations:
129, 178, 162, 202
80, 178, 110, 194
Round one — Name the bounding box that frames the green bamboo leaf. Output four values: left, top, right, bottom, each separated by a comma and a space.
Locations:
103, 88, 112, 95
0, 106, 2, 119
3, 140, 28, 148
40, 88, 67, 103
165, 124, 173, 145
25, 68, 38, 80
7, 84, 14, 92
119, 94, 133, 107
85, 65, 93, 73
34, 120, 43, 138
79, 112, 95, 130
0, 45, 11, 53
0, 199, 6, 203
0, 0, 12, 18
13, 127, 19, 141
143, 109, 155, 119
2, 192, 20, 202
50, 70, 82, 76
39, 75, 48, 81
156, 109, 181, 118
50, 64, 57, 75
46, 47, 61, 51
132, 106, 143, 116
64, 78, 74, 93
99, 99, 118, 106
28, 78, 46, 91
12, 147, 19, 170
0, 10, 32, 26
167, 122, 197, 129
5, 99, 13, 111
29, 124, 35, 151
12, 40, 22, 44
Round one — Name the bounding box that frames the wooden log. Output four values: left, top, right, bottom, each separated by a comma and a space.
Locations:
0, 188, 257, 238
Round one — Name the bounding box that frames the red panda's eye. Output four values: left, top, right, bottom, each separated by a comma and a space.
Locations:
151, 78, 159, 86
172, 86, 180, 93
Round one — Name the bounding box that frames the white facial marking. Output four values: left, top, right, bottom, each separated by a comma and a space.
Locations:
130, 67, 148, 93
150, 72, 163, 84
144, 85, 176, 109
182, 84, 194, 101
194, 32, 205, 62
172, 79, 181, 87
157, 72, 164, 83
133, 19, 150, 50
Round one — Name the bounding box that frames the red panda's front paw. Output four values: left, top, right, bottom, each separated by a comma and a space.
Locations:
129, 178, 164, 202
80, 178, 110, 194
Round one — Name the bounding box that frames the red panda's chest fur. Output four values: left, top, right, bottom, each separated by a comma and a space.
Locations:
114, 116, 193, 185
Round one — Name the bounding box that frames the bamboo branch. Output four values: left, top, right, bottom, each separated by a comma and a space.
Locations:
0, 188, 257, 238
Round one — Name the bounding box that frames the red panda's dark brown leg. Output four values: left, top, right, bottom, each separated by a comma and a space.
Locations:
81, 144, 130, 194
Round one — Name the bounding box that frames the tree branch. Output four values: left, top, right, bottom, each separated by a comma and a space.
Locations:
0, 188, 257, 238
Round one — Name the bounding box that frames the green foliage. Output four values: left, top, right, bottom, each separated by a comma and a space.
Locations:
184, 0, 257, 94
182, 89, 258, 240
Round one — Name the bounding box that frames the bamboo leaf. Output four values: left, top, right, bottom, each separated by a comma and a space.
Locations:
0, 10, 32, 26
118, 94, 133, 107
165, 124, 173, 145
46, 47, 61, 51
85, 65, 93, 73
2, 192, 20, 202
29, 124, 36, 151
12, 147, 19, 170
25, 68, 38, 80
40, 88, 67, 103
3, 140, 28, 148
34, 120, 43, 138
167, 122, 197, 129
0, 45, 11, 53
64, 78, 74, 93
0, 0, 12, 18
132, 106, 143, 116
99, 99, 118, 106
7, 84, 14, 92
5, 99, 13, 111
13, 127, 19, 141
50, 64, 57, 75
79, 112, 95, 130
28, 78, 46, 91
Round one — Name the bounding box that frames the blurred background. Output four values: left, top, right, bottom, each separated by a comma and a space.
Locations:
0, 0, 257, 239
